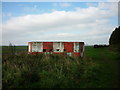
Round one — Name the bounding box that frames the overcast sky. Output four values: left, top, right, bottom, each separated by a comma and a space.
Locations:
2, 2, 118, 45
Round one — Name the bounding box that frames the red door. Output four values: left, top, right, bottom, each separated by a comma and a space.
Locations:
64, 42, 74, 52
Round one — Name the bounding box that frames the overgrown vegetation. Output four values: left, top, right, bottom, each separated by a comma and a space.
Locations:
2, 46, 120, 88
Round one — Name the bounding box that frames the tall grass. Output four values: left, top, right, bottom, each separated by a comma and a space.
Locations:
2, 53, 99, 88
2, 46, 120, 88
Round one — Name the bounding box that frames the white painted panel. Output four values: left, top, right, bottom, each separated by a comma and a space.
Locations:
53, 42, 64, 52
83, 45, 84, 52
32, 42, 43, 52
60, 42, 64, 52
32, 43, 36, 52
66, 53, 72, 56
28, 43, 31, 52
37, 42, 43, 52
74, 42, 80, 52
81, 45, 84, 57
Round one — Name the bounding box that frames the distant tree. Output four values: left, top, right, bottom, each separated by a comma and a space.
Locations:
109, 26, 120, 51
9, 42, 16, 55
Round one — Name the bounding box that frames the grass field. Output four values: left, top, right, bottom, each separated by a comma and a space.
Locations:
85, 46, 120, 88
2, 46, 120, 88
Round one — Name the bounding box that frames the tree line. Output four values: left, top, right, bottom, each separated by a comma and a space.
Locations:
94, 26, 120, 51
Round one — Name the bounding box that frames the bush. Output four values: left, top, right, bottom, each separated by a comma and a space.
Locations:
109, 26, 120, 51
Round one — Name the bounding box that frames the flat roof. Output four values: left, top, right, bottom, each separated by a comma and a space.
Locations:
28, 41, 84, 43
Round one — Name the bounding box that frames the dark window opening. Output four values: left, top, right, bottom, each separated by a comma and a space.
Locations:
64, 49, 66, 51
56, 49, 59, 51
50, 49, 53, 52
43, 49, 46, 52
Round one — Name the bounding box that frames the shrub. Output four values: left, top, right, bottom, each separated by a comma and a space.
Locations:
109, 26, 120, 51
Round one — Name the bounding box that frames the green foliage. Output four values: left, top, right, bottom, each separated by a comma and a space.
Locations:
2, 46, 120, 88
109, 26, 120, 51
109, 26, 120, 45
